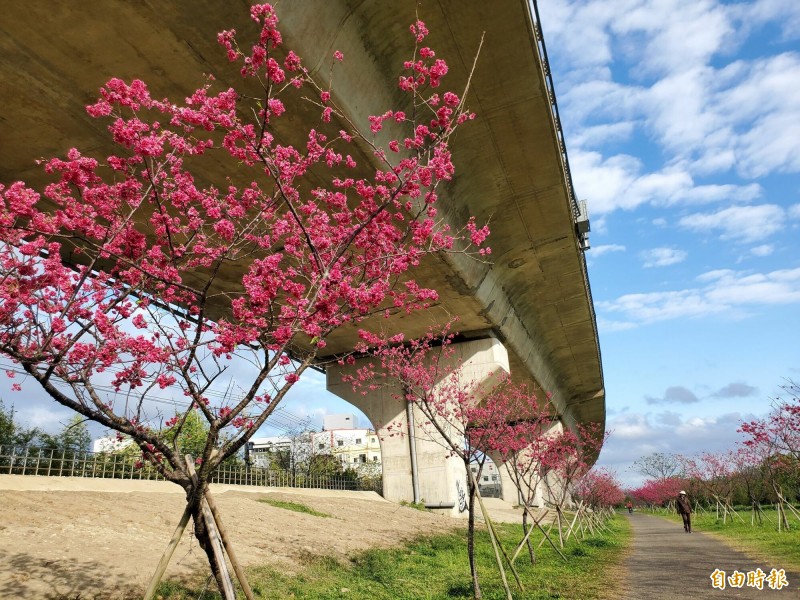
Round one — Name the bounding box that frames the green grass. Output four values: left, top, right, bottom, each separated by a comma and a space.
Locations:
257, 497, 333, 518
399, 500, 430, 511
159, 516, 631, 599
655, 507, 800, 571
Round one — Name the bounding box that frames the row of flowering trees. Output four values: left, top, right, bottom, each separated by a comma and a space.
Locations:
628, 381, 800, 531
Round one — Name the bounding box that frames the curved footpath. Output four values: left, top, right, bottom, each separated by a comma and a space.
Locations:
622, 512, 798, 599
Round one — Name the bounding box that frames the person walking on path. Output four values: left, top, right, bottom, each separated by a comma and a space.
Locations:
622, 512, 797, 599
677, 490, 692, 533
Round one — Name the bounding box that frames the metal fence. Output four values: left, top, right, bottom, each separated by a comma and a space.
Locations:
0, 445, 381, 493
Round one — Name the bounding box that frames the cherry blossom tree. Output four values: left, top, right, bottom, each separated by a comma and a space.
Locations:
479, 392, 607, 559
629, 476, 686, 509
348, 326, 529, 600
743, 381, 800, 455
571, 467, 625, 537
573, 467, 625, 510
350, 325, 610, 597
480, 387, 560, 565
731, 444, 772, 525
682, 452, 742, 523
739, 380, 800, 530
0, 4, 487, 596
536, 421, 606, 548
739, 380, 800, 471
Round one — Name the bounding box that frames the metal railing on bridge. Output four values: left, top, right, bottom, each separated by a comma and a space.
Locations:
0, 445, 381, 493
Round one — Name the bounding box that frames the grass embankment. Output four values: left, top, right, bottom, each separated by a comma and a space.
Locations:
656, 507, 800, 571
257, 497, 333, 518
159, 511, 631, 599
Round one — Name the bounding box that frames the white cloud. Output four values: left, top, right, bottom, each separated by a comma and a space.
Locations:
703, 267, 800, 304
610, 413, 654, 441
537, 0, 622, 72
570, 121, 636, 148
544, 1, 800, 210
572, 150, 760, 214
678, 204, 784, 242
561, 78, 643, 125
591, 243, 626, 257
625, 51, 800, 179
750, 244, 774, 257
678, 183, 761, 205
11, 404, 74, 431
789, 204, 800, 219
733, 68, 800, 178
640, 247, 687, 268
636, 52, 800, 179
738, 0, 800, 42
643, 66, 720, 156
597, 409, 753, 486
600, 289, 727, 323
570, 151, 641, 213
600, 267, 800, 325
695, 268, 733, 282
596, 317, 636, 333
613, 1, 736, 76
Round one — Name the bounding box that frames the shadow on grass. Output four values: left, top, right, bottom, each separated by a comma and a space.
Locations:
446, 581, 472, 597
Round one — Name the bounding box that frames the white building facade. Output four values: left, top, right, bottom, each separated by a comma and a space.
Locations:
248, 414, 383, 471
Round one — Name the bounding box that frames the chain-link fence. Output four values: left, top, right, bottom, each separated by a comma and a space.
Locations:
0, 445, 382, 493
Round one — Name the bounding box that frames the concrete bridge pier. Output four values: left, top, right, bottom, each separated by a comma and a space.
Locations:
327, 337, 509, 517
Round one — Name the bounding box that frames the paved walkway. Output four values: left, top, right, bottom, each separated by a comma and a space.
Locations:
622, 512, 797, 599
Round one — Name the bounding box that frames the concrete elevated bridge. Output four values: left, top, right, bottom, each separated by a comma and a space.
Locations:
0, 1, 604, 513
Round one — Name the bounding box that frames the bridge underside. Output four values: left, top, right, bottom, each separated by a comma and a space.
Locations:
0, 2, 604, 445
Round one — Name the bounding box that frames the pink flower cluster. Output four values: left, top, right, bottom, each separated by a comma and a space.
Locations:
630, 476, 686, 507
574, 468, 626, 508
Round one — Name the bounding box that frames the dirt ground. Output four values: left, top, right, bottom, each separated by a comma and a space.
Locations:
0, 476, 463, 599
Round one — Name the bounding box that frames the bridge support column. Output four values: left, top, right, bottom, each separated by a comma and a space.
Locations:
327, 338, 509, 517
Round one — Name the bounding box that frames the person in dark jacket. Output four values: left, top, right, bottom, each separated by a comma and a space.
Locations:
677, 490, 692, 533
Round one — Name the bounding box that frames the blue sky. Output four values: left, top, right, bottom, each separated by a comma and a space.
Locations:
3, 0, 798, 489
537, 0, 800, 485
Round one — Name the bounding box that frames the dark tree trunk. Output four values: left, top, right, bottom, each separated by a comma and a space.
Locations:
189, 494, 227, 595
522, 509, 536, 564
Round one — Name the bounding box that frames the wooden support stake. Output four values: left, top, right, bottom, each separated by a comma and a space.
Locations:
563, 503, 582, 543
143, 503, 192, 600
468, 471, 513, 599
200, 499, 236, 600
204, 488, 256, 600
186, 457, 236, 600
511, 507, 550, 564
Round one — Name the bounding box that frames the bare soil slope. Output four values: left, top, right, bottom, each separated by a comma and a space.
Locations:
0, 477, 461, 599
